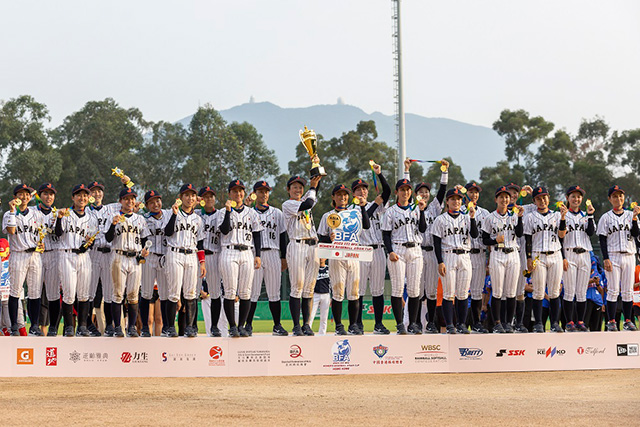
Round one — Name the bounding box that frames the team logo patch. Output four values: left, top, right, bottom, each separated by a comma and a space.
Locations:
373, 344, 388, 359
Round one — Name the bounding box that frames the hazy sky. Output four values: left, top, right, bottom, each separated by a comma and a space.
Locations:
1, 0, 639, 134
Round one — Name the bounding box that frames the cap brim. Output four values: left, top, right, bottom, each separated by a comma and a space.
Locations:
145, 195, 162, 202
495, 190, 510, 197
567, 189, 586, 197
73, 189, 91, 195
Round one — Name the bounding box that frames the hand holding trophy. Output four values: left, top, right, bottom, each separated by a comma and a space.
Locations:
299, 125, 327, 178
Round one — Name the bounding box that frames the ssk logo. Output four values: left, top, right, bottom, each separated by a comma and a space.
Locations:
496, 349, 525, 357
458, 348, 483, 360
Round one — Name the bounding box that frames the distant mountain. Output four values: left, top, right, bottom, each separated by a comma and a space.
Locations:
177, 102, 505, 180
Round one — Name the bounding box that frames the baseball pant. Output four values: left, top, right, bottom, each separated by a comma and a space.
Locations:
516, 248, 527, 298
90, 250, 113, 303
359, 247, 386, 297
286, 241, 319, 299
220, 248, 255, 300
469, 251, 487, 300
310, 292, 331, 335
59, 251, 92, 304
488, 250, 520, 299
9, 251, 42, 299
605, 252, 635, 302
562, 250, 591, 302
440, 252, 472, 300
141, 253, 168, 301
205, 252, 222, 299
531, 252, 563, 300
251, 249, 281, 302
329, 259, 360, 302
43, 250, 61, 301
111, 253, 141, 304
387, 245, 422, 298
165, 250, 199, 302
421, 249, 439, 299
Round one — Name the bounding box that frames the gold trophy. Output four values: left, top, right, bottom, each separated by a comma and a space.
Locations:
35, 226, 48, 253
111, 167, 134, 188
299, 125, 327, 178
83, 228, 100, 250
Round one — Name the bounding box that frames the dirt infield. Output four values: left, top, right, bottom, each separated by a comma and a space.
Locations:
1, 370, 637, 426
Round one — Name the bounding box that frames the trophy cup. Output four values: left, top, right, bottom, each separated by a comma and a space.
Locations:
299, 126, 327, 178
35, 226, 48, 253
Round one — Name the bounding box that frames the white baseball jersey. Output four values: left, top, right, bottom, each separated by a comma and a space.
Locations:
166, 210, 205, 250
57, 210, 99, 250
482, 211, 521, 249
523, 210, 562, 252
468, 206, 489, 249
39, 207, 61, 250
254, 206, 284, 250
431, 212, 474, 251
359, 201, 386, 245
199, 209, 222, 252
563, 211, 594, 250
216, 207, 263, 247
596, 210, 636, 254
282, 190, 318, 240
420, 199, 444, 247
381, 204, 423, 245
145, 210, 170, 255
2, 208, 44, 251
90, 203, 119, 248
107, 212, 150, 252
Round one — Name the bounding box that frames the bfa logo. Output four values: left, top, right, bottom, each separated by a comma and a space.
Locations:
332, 339, 351, 362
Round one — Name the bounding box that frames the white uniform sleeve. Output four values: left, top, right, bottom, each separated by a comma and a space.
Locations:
196, 216, 205, 241
251, 210, 264, 233
523, 215, 532, 235
596, 213, 608, 236
381, 208, 393, 232
317, 212, 329, 236
276, 209, 285, 234
141, 220, 151, 239
431, 215, 443, 239
283, 199, 302, 219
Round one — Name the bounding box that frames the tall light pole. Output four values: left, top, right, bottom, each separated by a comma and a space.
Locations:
392, 0, 406, 182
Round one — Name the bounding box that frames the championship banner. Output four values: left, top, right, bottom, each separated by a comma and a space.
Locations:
318, 209, 372, 261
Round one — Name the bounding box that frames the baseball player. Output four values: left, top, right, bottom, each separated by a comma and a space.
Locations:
2, 184, 44, 336
310, 259, 331, 335
317, 184, 371, 335
282, 174, 323, 336
524, 186, 568, 333
164, 184, 206, 338
140, 190, 169, 337
351, 161, 392, 334
403, 159, 449, 334
431, 188, 479, 334
561, 185, 595, 332
218, 180, 263, 337
247, 180, 289, 336
53, 184, 99, 336
481, 186, 524, 333
381, 178, 428, 334
197, 185, 224, 337
597, 185, 639, 331
105, 187, 151, 337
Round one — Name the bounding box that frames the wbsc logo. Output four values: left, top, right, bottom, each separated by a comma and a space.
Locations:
332, 339, 351, 363
16, 348, 33, 365
616, 344, 639, 357
373, 344, 388, 359
458, 348, 483, 360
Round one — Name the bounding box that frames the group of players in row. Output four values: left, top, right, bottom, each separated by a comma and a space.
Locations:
2, 157, 639, 337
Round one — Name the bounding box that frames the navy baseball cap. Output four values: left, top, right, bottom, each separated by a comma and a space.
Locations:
465, 182, 482, 192
445, 188, 464, 199
253, 181, 272, 191
13, 184, 34, 195
566, 185, 586, 197
608, 185, 625, 197
72, 184, 90, 195
37, 183, 57, 195
144, 190, 161, 203
532, 186, 549, 199
351, 179, 369, 192
119, 187, 137, 199
179, 183, 197, 195
228, 179, 245, 192
395, 179, 411, 190
506, 182, 521, 192
331, 184, 351, 196
88, 181, 105, 191
415, 182, 431, 192
198, 186, 216, 197
495, 185, 511, 198
287, 176, 306, 188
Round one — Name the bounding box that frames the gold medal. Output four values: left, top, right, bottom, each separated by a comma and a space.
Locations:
249, 194, 257, 201
14, 198, 22, 206
519, 190, 527, 198
138, 202, 145, 210
585, 199, 592, 207
88, 196, 95, 204
175, 199, 182, 207
631, 202, 638, 209
199, 200, 206, 207
468, 201, 475, 209
440, 165, 447, 172
459, 187, 467, 194
305, 222, 312, 230
230, 201, 237, 208
415, 195, 422, 202
369, 160, 375, 167
327, 213, 342, 229
352, 197, 360, 206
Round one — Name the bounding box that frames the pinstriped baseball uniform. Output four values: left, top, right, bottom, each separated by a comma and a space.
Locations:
107, 211, 150, 304
57, 210, 98, 303
142, 209, 170, 301
482, 211, 521, 299
199, 209, 222, 299
283, 189, 320, 299
40, 207, 62, 302
420, 200, 444, 299
381, 204, 423, 298
251, 206, 284, 302
358, 201, 387, 298
515, 203, 537, 297
597, 210, 636, 302
562, 210, 594, 303
431, 212, 473, 300
165, 210, 204, 302
217, 206, 263, 300
467, 205, 489, 300
524, 210, 563, 300
89, 203, 119, 303
2, 208, 44, 300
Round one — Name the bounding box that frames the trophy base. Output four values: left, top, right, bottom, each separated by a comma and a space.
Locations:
310, 166, 327, 178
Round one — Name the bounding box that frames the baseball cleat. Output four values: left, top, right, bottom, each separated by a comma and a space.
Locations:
140, 326, 151, 337
63, 326, 75, 337
373, 323, 391, 335
113, 326, 125, 337
357, 322, 365, 333
396, 323, 408, 335
348, 324, 364, 335
291, 325, 304, 336
211, 326, 223, 337
238, 326, 249, 337
245, 324, 253, 337
533, 323, 544, 333
425, 322, 439, 334
104, 325, 115, 337
407, 323, 423, 335
166, 326, 178, 337
565, 321, 577, 332
445, 325, 457, 334
503, 323, 514, 334
28, 326, 43, 336
76, 326, 91, 337
514, 323, 529, 333
272, 324, 289, 336
47, 327, 58, 337
334, 324, 347, 335
623, 320, 638, 331
126, 326, 139, 338
88, 324, 102, 337
10, 326, 20, 336
184, 326, 197, 338
492, 323, 506, 334
456, 324, 470, 334
471, 322, 489, 334
605, 321, 618, 332
550, 322, 564, 333
228, 326, 240, 338
575, 321, 588, 332
302, 324, 314, 336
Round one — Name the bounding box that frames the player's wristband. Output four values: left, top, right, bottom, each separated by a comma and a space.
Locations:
197, 250, 205, 263
5, 215, 17, 227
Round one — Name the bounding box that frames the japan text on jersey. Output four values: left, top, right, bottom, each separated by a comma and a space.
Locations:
2, 208, 44, 251
524, 211, 562, 252
381, 205, 422, 244
482, 211, 520, 248
255, 206, 284, 249
596, 210, 636, 253
563, 211, 594, 250
431, 212, 473, 251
